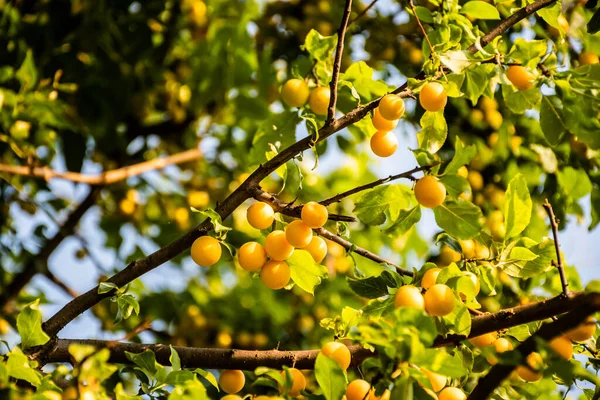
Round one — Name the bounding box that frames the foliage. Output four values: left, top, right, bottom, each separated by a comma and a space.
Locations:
0, 0, 599, 399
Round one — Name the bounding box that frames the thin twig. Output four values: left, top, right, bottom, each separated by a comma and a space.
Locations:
43, 270, 79, 298
326, 0, 353, 124
542, 199, 569, 296
252, 189, 357, 223
348, 0, 379, 27
249, 187, 412, 276
0, 148, 202, 185
409, 0, 435, 56
320, 163, 439, 206
0, 188, 100, 312
315, 228, 413, 276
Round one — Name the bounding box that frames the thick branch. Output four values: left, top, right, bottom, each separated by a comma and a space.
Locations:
38, 292, 598, 370
0, 148, 202, 185
40, 0, 559, 341
433, 290, 590, 347
543, 199, 569, 296
320, 164, 438, 206
0, 188, 99, 312
468, 292, 600, 400
327, 0, 353, 124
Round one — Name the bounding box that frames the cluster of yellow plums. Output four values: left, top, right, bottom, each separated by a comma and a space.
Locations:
466, 316, 596, 382
190, 201, 330, 290
280, 78, 448, 160
393, 265, 476, 317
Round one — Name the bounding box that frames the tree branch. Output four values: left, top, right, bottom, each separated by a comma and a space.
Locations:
543, 199, 569, 296
468, 292, 600, 400
0, 188, 100, 312
251, 189, 357, 223
320, 164, 438, 206
409, 0, 435, 56
315, 227, 413, 277
248, 187, 412, 276
348, 0, 379, 27
39, 0, 559, 342
37, 292, 598, 370
0, 148, 202, 185
43, 271, 79, 299
326, 0, 353, 124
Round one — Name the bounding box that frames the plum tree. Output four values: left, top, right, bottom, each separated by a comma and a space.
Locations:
2, 1, 599, 399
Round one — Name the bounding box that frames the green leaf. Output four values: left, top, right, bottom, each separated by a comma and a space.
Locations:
353, 184, 411, 226
585, 280, 600, 294
502, 85, 542, 114
287, 250, 328, 295
170, 345, 181, 371
461, 1, 500, 19
347, 270, 400, 299
462, 64, 495, 105
433, 200, 483, 239
384, 206, 422, 236
507, 39, 548, 67
68, 344, 97, 362
445, 139, 476, 175
302, 29, 337, 63
414, 6, 434, 23
500, 238, 555, 278
418, 111, 447, 154
340, 61, 392, 102
438, 175, 469, 198
503, 173, 532, 238
320, 307, 363, 338
16, 50, 38, 91
17, 299, 50, 348
98, 281, 118, 294
249, 111, 301, 165
194, 368, 219, 389
116, 293, 140, 321
165, 370, 196, 385
539, 96, 566, 146
411, 349, 468, 378
557, 167, 592, 200
125, 350, 157, 376
195, 208, 232, 239
439, 50, 474, 74
362, 297, 396, 319
441, 299, 472, 336
6, 348, 42, 386
315, 353, 347, 400
115, 383, 143, 399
